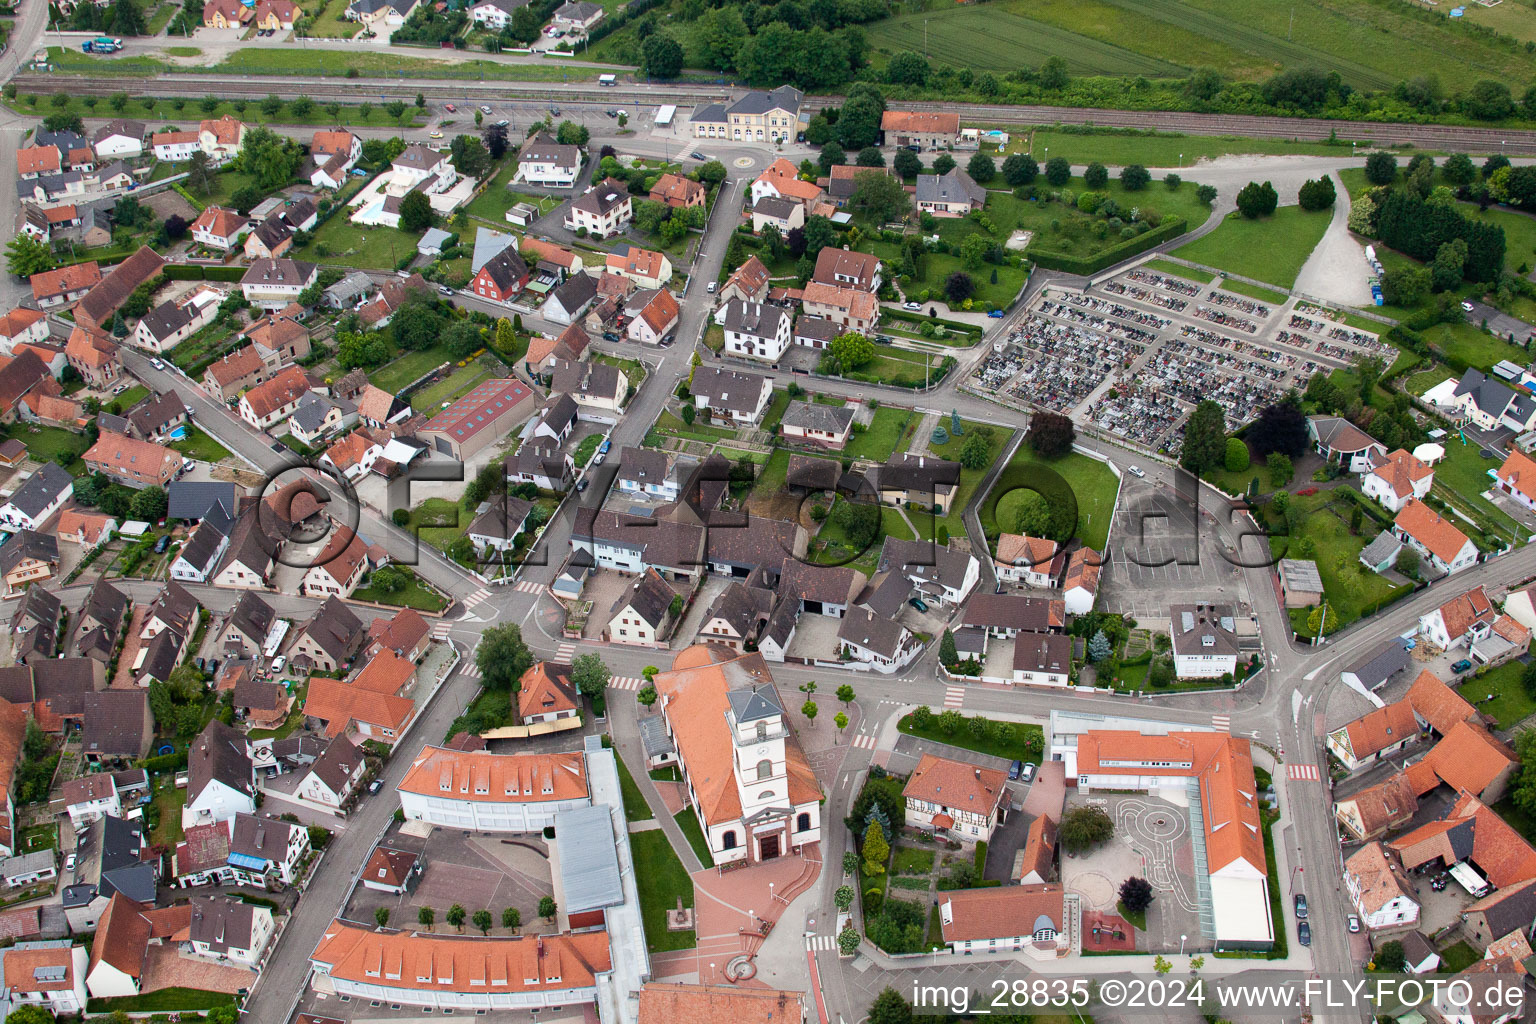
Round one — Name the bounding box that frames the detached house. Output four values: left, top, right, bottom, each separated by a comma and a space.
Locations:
182, 720, 255, 829
720, 256, 771, 306
550, 358, 626, 422
627, 289, 680, 345
1393, 499, 1478, 576
1169, 602, 1240, 679
64, 327, 121, 388
190, 206, 250, 251
289, 597, 364, 675
1308, 416, 1387, 473
1494, 448, 1536, 513
649, 173, 705, 209
689, 365, 772, 426
30, 263, 100, 310
238, 365, 312, 431
605, 568, 675, 647
1446, 368, 1536, 433
563, 178, 632, 238
994, 534, 1060, 588
241, 258, 318, 311
470, 248, 529, 304
720, 299, 791, 363
514, 133, 581, 188
781, 400, 854, 449
1418, 585, 1497, 650
199, 117, 246, 163
903, 754, 1007, 844
801, 282, 878, 334
915, 169, 987, 218
0, 463, 73, 532
309, 130, 362, 190
299, 528, 370, 599
1364, 448, 1435, 512
83, 432, 180, 489
813, 248, 881, 292
606, 246, 672, 291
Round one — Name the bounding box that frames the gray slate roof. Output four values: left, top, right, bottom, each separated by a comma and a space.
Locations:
168, 481, 239, 522
5, 463, 73, 520
916, 168, 987, 208
782, 400, 853, 435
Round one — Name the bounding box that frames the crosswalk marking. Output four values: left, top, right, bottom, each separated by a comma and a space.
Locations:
555, 643, 577, 661
459, 661, 480, 678
608, 676, 644, 691
1286, 763, 1320, 781
805, 935, 836, 952
850, 733, 876, 751
943, 686, 965, 709
1211, 715, 1231, 730
431, 622, 453, 639
512, 580, 544, 594
463, 588, 492, 608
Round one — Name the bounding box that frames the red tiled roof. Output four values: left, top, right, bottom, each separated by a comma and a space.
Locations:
1394, 499, 1472, 565
903, 754, 1007, 818
398, 745, 588, 803
1406, 670, 1478, 735
30, 262, 101, 303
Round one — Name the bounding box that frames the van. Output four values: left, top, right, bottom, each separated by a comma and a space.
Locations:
706, 281, 717, 294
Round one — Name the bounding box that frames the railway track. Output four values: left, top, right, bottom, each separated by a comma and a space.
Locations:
14, 72, 1536, 154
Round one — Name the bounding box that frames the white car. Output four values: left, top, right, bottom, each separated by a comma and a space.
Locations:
181, 459, 195, 473
150, 358, 165, 370
64, 854, 76, 872
1461, 301, 1476, 313
480, 105, 493, 114
271, 655, 287, 675
1347, 914, 1360, 933
111, 383, 128, 395
903, 301, 921, 311
1127, 465, 1145, 477
706, 281, 717, 294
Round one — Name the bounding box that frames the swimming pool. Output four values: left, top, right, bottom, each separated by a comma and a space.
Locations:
168, 425, 189, 440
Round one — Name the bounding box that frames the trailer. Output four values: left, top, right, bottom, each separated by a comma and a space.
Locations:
1449, 861, 1492, 898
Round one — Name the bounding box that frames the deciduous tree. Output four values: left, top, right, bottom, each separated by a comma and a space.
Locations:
1119, 876, 1154, 913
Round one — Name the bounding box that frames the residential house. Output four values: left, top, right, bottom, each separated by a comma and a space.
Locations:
0, 531, 57, 595
220, 592, 275, 659
605, 568, 675, 647
838, 605, 922, 672
1169, 603, 1242, 679
995, 534, 1059, 587
60, 770, 143, 829
62, 815, 157, 933
915, 169, 987, 218
300, 528, 371, 599
133, 289, 221, 354
1011, 633, 1072, 687
83, 894, 190, 997
1325, 700, 1419, 772
0, 310, 47, 356
188, 895, 273, 967
563, 178, 633, 238
295, 735, 365, 812
92, 120, 145, 160
542, 272, 598, 327
345, 0, 417, 26
824, 163, 893, 206
360, 846, 422, 894
199, 117, 245, 163
288, 391, 358, 447
238, 365, 312, 431
84, 432, 181, 489
514, 133, 581, 187
1364, 448, 1435, 511
1, 942, 89, 1016
719, 256, 771, 305
800, 282, 878, 333
689, 365, 771, 426
691, 86, 805, 143
903, 753, 1007, 843
289, 597, 365, 674
606, 247, 673, 291
74, 245, 165, 333
517, 662, 579, 724
881, 110, 960, 151
938, 884, 1068, 958
470, 248, 529, 304
649, 173, 705, 209
190, 206, 251, 251
29, 263, 100, 310
366, 607, 431, 664
319, 431, 383, 481
10, 587, 59, 665
720, 299, 791, 363
813, 248, 881, 293
781, 400, 854, 449
466, 495, 534, 557
182, 720, 255, 829
1494, 447, 1536, 513
170, 505, 233, 584
0, 463, 73, 532
309, 130, 362, 190
1344, 842, 1420, 931
63, 327, 120, 388
617, 447, 684, 502
469, 0, 528, 29
506, 445, 574, 492
1418, 585, 1497, 649
57, 510, 117, 553
550, 358, 626, 423
878, 537, 980, 608
151, 130, 199, 162
1393, 499, 1478, 575
751, 196, 804, 235
1446, 368, 1536, 432
241, 259, 318, 311
1308, 416, 1387, 473
869, 453, 961, 512
243, 217, 295, 262
1062, 547, 1101, 615
627, 289, 679, 344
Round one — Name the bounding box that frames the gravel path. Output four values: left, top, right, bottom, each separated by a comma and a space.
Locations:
1291, 171, 1374, 307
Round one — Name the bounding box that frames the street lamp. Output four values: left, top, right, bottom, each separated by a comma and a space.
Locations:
1180, 934, 1187, 956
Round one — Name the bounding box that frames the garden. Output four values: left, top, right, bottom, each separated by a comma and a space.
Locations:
981, 444, 1121, 551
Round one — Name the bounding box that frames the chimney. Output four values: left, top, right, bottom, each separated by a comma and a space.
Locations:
974, 769, 980, 779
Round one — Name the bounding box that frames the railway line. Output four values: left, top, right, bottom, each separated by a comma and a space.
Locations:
13, 72, 1536, 153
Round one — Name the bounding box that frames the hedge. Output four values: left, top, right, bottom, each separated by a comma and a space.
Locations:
1026, 217, 1188, 276
880, 307, 984, 336
164, 264, 248, 282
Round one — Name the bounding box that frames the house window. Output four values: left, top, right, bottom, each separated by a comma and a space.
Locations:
756, 759, 772, 780
721, 831, 737, 850
797, 812, 811, 832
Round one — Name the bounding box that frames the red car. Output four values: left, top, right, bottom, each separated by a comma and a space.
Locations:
444, 102, 457, 112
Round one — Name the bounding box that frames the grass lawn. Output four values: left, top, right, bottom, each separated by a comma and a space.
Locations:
897, 712, 1043, 764
921, 419, 1012, 541
198, 47, 600, 82
295, 215, 421, 272
411, 362, 494, 413
1265, 491, 1409, 630
674, 808, 715, 868
1171, 205, 1331, 289
573, 433, 602, 469
353, 568, 447, 611
370, 345, 453, 394
891, 845, 935, 875
1460, 201, 1536, 275
405, 497, 470, 553
629, 828, 696, 952
809, 500, 914, 575
1419, 319, 1529, 375
1407, 365, 1452, 396
842, 405, 915, 462
463, 162, 560, 225
648, 765, 680, 782
166, 323, 235, 375
170, 427, 232, 463
753, 448, 791, 500
1431, 435, 1523, 541
982, 447, 1120, 550
16, 88, 426, 129
1457, 660, 1536, 731
87, 989, 236, 1014
20, 823, 56, 853
1439, 940, 1481, 974
4, 423, 88, 469
113, 384, 150, 409
1116, 900, 1147, 931
612, 747, 653, 822
149, 780, 185, 847
1143, 258, 1213, 284
1214, 278, 1289, 305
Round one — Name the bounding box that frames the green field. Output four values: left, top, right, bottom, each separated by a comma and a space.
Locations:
370, 345, 453, 394
842, 405, 916, 462
1457, 660, 1536, 731
1142, 258, 1213, 284
982, 447, 1120, 550
169, 427, 232, 464
1172, 206, 1332, 289
1215, 278, 1290, 305
296, 215, 421, 272
921, 419, 1012, 541
897, 712, 1044, 763
1267, 491, 1408, 630
674, 808, 715, 868
1005, 127, 1361, 168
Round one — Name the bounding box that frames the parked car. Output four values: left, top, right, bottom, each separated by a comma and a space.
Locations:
429, 131, 443, 140
1297, 922, 1311, 946
1008, 760, 1023, 780
576, 478, 588, 492
444, 103, 456, 112
150, 358, 165, 370
1452, 659, 1473, 673
154, 535, 169, 554
903, 301, 921, 311
603, 331, 622, 342
1128, 465, 1145, 477
1347, 915, 1360, 933
691, 151, 707, 160
368, 779, 383, 794
111, 383, 128, 395
480, 105, 493, 114
182, 459, 195, 474
1461, 301, 1476, 313
987, 309, 1005, 318
593, 453, 605, 466
598, 439, 612, 454
605, 109, 618, 117
439, 285, 455, 295
706, 281, 717, 294
908, 596, 928, 612
64, 854, 75, 872
549, 106, 561, 115
271, 655, 287, 675
1020, 763, 1035, 782
1293, 894, 1308, 919
495, 119, 510, 128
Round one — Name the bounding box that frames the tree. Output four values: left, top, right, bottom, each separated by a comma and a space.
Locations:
830, 331, 875, 371
637, 684, 658, 708
944, 272, 974, 305
967, 153, 996, 183
1235, 180, 1278, 218
5, 234, 55, 278
236, 125, 302, 191
856, 146, 885, 168
418, 906, 435, 930
399, 190, 433, 233
838, 925, 861, 956
375, 906, 390, 928
1059, 806, 1115, 855
1083, 162, 1108, 189
483, 122, 510, 160
1374, 939, 1407, 974
834, 710, 848, 735
1266, 451, 1293, 487
802, 699, 818, 721
112, 0, 145, 34
1305, 603, 1338, 636
1087, 630, 1112, 662
570, 653, 611, 699
950, 428, 987, 469
1026, 410, 1075, 458
1431, 238, 1468, 292
959, 233, 991, 271
449, 134, 490, 177
476, 623, 534, 692
502, 907, 520, 930
817, 141, 846, 175
1165, 173, 1182, 190
862, 820, 889, 874
1297, 175, 1336, 211
1119, 876, 1154, 914
1247, 395, 1309, 457
1394, 547, 1420, 577
1045, 156, 1071, 186
3, 1008, 58, 1024
131, 486, 168, 522
868, 987, 913, 1024
932, 153, 956, 176
1038, 54, 1069, 90
836, 94, 883, 150
1465, 79, 1515, 121
847, 170, 911, 226
538, 896, 557, 920
1120, 164, 1150, 191
1443, 152, 1476, 187
893, 148, 922, 180
446, 904, 466, 931
1365, 151, 1398, 186
885, 50, 930, 86
1180, 400, 1227, 474
1224, 437, 1250, 473
472, 909, 493, 935
555, 120, 590, 147
1003, 154, 1038, 186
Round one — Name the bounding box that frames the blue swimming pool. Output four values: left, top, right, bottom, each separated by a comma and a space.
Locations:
167, 425, 189, 440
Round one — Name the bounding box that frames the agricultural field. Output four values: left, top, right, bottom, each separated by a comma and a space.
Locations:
866, 0, 1536, 92
1171, 205, 1332, 289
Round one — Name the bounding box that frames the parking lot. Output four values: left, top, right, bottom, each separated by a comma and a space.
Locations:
965, 265, 1399, 458
1099, 476, 1252, 617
